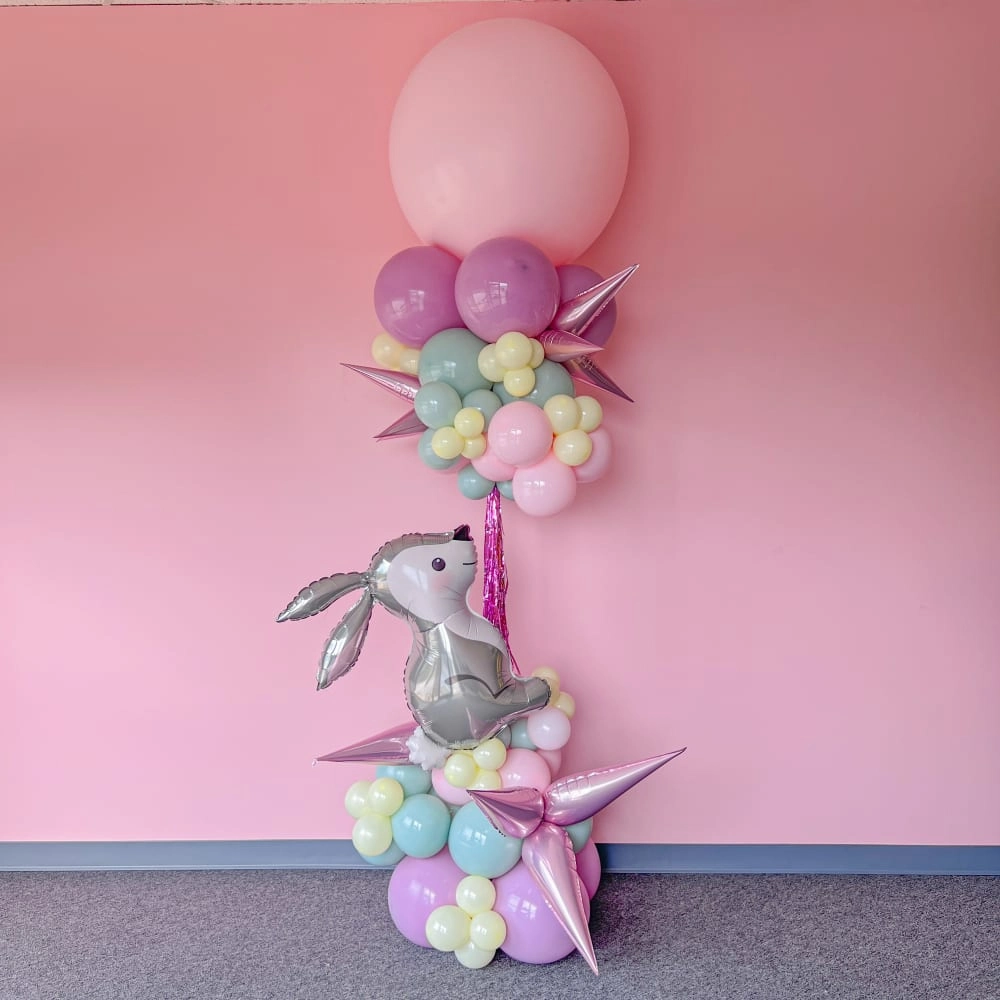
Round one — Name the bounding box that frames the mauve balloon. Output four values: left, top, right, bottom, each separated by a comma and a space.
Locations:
374, 246, 463, 348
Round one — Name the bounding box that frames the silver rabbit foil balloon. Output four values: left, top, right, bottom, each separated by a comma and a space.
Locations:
277, 525, 551, 751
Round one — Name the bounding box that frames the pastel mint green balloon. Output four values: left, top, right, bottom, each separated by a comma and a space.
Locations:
509, 718, 536, 749
457, 466, 495, 501
461, 388, 503, 428
391, 793, 452, 858
448, 802, 523, 877
376, 764, 432, 798
494, 359, 574, 407
498, 479, 515, 501
414, 381, 463, 429
361, 840, 406, 867
566, 818, 594, 853
419, 328, 492, 396
418, 428, 461, 470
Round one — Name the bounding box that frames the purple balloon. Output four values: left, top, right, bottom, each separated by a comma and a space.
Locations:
556, 265, 617, 347
494, 858, 591, 965
387, 849, 466, 947
576, 838, 602, 900
374, 246, 464, 348
455, 237, 560, 343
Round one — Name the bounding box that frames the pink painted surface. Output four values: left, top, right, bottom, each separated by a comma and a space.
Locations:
2, 2, 999, 845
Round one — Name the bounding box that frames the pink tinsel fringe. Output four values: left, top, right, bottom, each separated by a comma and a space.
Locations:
482, 487, 520, 675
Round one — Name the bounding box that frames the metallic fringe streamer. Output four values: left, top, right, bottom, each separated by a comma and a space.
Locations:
482, 486, 520, 675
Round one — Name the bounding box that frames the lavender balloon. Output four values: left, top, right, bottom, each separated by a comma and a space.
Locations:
388, 850, 466, 947
455, 237, 560, 342
556, 265, 617, 347
374, 246, 464, 348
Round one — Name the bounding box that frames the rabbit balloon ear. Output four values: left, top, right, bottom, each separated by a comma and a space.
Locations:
316, 590, 375, 690
276, 572, 367, 623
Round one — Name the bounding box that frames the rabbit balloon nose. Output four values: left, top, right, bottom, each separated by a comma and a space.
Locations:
452, 524, 472, 541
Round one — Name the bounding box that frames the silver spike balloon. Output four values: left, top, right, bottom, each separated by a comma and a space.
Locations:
342, 363, 420, 402
552, 264, 639, 340
564, 355, 635, 403
375, 409, 426, 440
536, 329, 604, 363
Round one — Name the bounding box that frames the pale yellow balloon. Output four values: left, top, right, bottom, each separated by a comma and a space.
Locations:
398, 348, 421, 376
478, 345, 506, 383
472, 737, 508, 771
455, 875, 497, 916
444, 752, 477, 789
553, 429, 593, 467
454, 942, 495, 969
344, 781, 372, 819
532, 667, 561, 703
495, 331, 533, 370
543, 394, 582, 434
365, 777, 404, 817
351, 813, 393, 857
470, 910, 508, 951
555, 691, 577, 719
503, 367, 536, 398
454, 406, 486, 439
461, 435, 487, 460
371, 332, 402, 369
469, 769, 502, 792
431, 427, 464, 460
425, 905, 471, 952
576, 395, 603, 432
529, 339, 545, 369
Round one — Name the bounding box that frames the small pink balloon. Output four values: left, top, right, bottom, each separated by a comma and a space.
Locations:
573, 427, 612, 484
536, 748, 563, 778
513, 453, 578, 517
471, 446, 516, 484
387, 850, 466, 947
526, 706, 572, 751
576, 838, 602, 899
495, 857, 592, 965
488, 402, 553, 468
499, 748, 552, 793
431, 766, 471, 806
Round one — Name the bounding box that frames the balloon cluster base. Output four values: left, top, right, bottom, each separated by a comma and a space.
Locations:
330, 670, 685, 974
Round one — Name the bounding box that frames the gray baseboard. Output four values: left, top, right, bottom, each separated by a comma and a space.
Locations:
1, 840, 997, 875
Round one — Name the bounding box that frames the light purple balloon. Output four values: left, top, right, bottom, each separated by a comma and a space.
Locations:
556, 265, 617, 347
494, 858, 591, 965
576, 838, 602, 900
455, 237, 560, 342
374, 246, 464, 348
387, 849, 465, 947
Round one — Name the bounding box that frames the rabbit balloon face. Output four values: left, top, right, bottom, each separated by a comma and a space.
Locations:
277, 525, 550, 750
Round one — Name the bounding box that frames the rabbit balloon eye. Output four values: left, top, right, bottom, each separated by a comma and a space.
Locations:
431, 558, 446, 572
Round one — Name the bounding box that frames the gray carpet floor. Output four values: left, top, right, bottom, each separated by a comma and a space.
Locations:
2, 870, 997, 1000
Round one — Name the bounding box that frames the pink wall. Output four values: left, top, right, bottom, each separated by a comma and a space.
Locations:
2, 1, 999, 846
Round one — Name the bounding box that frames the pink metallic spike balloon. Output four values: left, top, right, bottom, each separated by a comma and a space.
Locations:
564, 355, 635, 403
552, 264, 638, 341
536, 329, 604, 363
314, 722, 416, 765
543, 748, 687, 827
522, 823, 598, 976
342, 363, 421, 403
375, 409, 426, 440
468, 786, 545, 839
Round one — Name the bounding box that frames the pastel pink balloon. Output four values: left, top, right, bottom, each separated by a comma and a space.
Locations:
576, 838, 602, 899
573, 427, 613, 484
499, 748, 552, 792
526, 706, 572, 751
430, 766, 471, 806
495, 857, 591, 965
536, 748, 563, 778
387, 850, 465, 947
488, 402, 553, 468
389, 19, 629, 265
471, 446, 516, 484
512, 453, 578, 517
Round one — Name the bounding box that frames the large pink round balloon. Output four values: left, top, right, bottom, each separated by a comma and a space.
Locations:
389, 19, 629, 265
